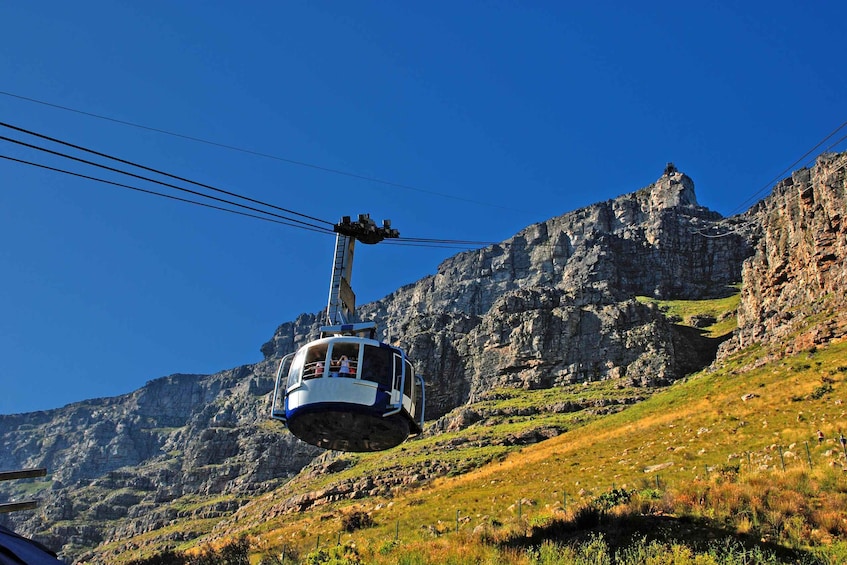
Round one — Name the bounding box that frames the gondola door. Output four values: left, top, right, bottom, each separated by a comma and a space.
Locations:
388, 352, 405, 412
271, 352, 296, 424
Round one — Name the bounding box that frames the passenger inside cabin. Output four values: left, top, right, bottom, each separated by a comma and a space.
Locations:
308, 348, 327, 378
339, 355, 351, 377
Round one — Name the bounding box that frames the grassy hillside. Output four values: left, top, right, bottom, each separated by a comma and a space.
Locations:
115, 293, 847, 564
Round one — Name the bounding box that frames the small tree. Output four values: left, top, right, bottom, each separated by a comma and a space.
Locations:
341, 510, 373, 532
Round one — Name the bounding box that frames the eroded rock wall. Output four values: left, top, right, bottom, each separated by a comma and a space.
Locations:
724, 152, 847, 355
258, 168, 753, 418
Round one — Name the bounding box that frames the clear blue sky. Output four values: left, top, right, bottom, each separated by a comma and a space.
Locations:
1, 2, 844, 414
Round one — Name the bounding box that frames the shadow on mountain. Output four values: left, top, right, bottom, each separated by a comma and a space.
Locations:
502, 512, 822, 563
672, 324, 732, 376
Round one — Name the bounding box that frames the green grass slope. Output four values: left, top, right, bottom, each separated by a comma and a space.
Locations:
109, 293, 847, 564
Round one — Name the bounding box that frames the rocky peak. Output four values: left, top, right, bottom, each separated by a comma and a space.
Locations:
647, 163, 698, 210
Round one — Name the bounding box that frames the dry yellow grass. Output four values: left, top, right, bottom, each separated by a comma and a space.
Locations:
110, 289, 847, 563
233, 337, 847, 562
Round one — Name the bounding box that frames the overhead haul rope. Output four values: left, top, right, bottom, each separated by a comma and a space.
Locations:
5, 91, 846, 239
4, 121, 843, 248
0, 154, 332, 234
0, 121, 332, 229
0, 126, 499, 248
0, 132, 334, 233
691, 124, 847, 239
725, 120, 847, 218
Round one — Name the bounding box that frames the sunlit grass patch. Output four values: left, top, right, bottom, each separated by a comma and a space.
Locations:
636, 288, 741, 337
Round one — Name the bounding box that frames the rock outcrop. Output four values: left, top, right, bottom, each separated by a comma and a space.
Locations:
722, 152, 847, 356
262, 167, 753, 418
0, 361, 321, 559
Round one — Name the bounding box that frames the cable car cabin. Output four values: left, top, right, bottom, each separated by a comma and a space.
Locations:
271, 323, 425, 452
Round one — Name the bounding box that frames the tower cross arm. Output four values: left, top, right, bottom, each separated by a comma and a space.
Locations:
334, 214, 399, 244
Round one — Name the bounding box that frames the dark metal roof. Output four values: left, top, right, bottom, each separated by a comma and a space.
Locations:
0, 526, 66, 565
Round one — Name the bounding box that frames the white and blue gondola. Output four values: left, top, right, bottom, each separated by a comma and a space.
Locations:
271, 323, 424, 451
270, 215, 425, 452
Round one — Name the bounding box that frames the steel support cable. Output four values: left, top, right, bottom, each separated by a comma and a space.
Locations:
0, 134, 496, 245
0, 154, 334, 234
0, 129, 501, 246
0, 122, 510, 247
0, 121, 333, 227
0, 134, 334, 233
759, 143, 847, 215
389, 237, 568, 250
820, 132, 847, 157
724, 119, 847, 217
692, 221, 756, 239
1, 150, 495, 244
694, 165, 847, 240
692, 129, 847, 239
0, 92, 529, 213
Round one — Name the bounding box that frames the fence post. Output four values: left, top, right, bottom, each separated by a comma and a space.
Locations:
395, 520, 399, 541
456, 509, 460, 533
805, 441, 813, 469
316, 534, 320, 550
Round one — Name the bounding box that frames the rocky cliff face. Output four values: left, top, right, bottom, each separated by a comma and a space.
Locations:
721, 152, 847, 357
1, 363, 318, 490
0, 162, 794, 562
263, 167, 752, 417
0, 362, 321, 559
